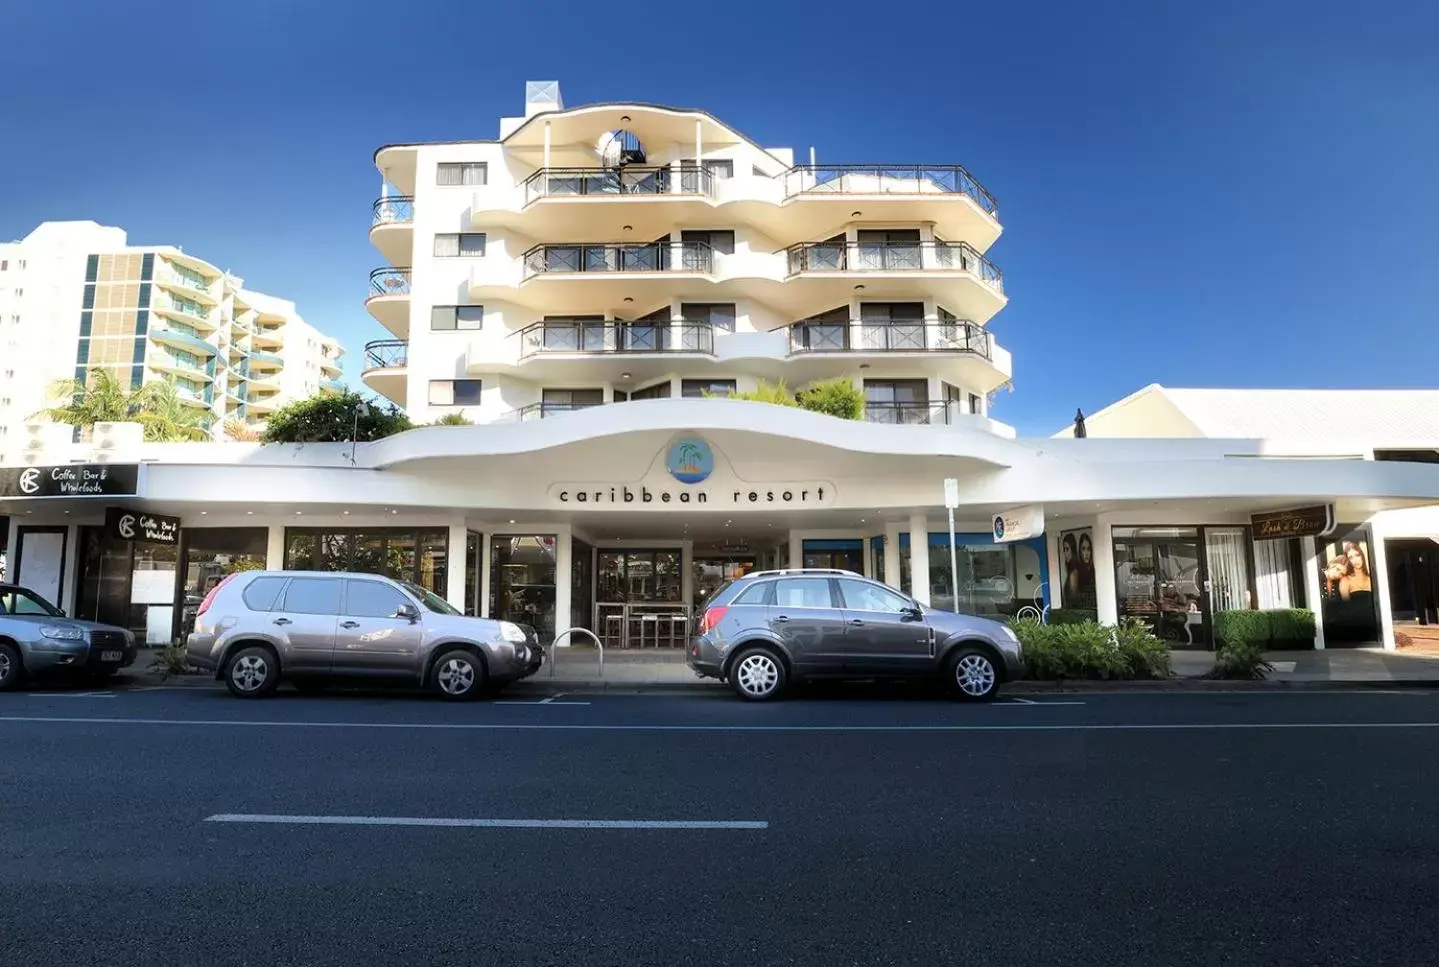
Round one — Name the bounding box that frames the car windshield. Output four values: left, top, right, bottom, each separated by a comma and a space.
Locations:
401, 581, 461, 615
0, 586, 64, 617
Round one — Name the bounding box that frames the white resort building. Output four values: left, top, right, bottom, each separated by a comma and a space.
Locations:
2, 83, 1437, 657
0, 220, 345, 460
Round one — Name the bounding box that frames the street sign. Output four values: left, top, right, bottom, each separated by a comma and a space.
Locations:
943, 477, 959, 510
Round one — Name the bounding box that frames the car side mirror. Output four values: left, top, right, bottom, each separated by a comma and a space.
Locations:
394, 604, 420, 623
900, 606, 923, 622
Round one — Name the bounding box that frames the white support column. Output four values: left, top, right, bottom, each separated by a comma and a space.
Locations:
1093, 515, 1118, 625
542, 121, 551, 169
380, 171, 388, 199
554, 526, 572, 645
58, 524, 79, 614
908, 512, 931, 605
1368, 518, 1396, 650
1045, 530, 1064, 609
445, 521, 467, 608
1301, 536, 1327, 650
788, 531, 804, 571
883, 522, 903, 590
265, 525, 285, 570
479, 533, 493, 618
694, 119, 702, 167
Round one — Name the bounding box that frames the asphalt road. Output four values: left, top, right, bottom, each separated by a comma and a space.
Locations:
3, 685, 1439, 966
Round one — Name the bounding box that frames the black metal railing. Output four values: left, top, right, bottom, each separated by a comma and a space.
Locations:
521, 242, 714, 278
515, 401, 605, 421
367, 267, 411, 299
516, 320, 716, 358
787, 320, 992, 359
864, 401, 968, 426
522, 165, 714, 205
780, 164, 998, 216
371, 196, 414, 226
783, 241, 1003, 293
363, 339, 408, 371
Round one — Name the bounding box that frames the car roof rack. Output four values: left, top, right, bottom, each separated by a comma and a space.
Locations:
743, 568, 864, 579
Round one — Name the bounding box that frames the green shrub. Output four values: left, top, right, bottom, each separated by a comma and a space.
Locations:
1212, 609, 1275, 679
260, 391, 412, 444
149, 642, 196, 680
1049, 608, 1098, 626
794, 378, 865, 420
1269, 608, 1316, 646
719, 379, 797, 407
1213, 640, 1273, 679
1009, 617, 1170, 681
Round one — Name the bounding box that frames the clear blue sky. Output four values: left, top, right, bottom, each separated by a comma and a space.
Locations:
3, 1, 1435, 435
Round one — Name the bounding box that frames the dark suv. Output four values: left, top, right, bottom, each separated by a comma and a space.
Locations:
687, 568, 1023, 701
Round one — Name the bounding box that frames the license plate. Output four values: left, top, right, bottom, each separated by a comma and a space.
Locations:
100, 650, 122, 662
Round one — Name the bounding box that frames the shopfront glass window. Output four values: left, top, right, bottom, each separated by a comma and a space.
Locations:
1113, 528, 1206, 647
179, 527, 267, 637
1316, 525, 1379, 645
284, 527, 449, 596
489, 535, 557, 643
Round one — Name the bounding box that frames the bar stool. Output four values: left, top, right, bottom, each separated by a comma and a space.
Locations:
639, 612, 661, 648
668, 614, 688, 648
604, 612, 625, 649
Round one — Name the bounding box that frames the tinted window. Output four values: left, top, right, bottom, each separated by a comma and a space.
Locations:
773, 578, 834, 609
278, 578, 342, 615
0, 588, 61, 616
838, 579, 911, 613
241, 577, 288, 612
732, 581, 774, 606
344, 580, 414, 618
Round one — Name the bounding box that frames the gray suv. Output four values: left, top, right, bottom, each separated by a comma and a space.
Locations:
0, 584, 137, 690
186, 571, 542, 700
687, 569, 1023, 701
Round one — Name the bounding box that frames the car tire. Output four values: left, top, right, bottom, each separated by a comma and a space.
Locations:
729, 646, 786, 702
432, 649, 485, 701
0, 642, 25, 692
225, 646, 280, 699
948, 647, 1000, 701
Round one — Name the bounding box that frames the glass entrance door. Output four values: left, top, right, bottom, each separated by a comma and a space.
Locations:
1113, 529, 1208, 647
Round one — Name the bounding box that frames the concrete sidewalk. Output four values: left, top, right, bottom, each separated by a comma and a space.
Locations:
122, 645, 1439, 692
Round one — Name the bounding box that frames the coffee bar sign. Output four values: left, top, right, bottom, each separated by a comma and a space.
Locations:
0, 464, 139, 498
1251, 504, 1336, 540
105, 507, 181, 546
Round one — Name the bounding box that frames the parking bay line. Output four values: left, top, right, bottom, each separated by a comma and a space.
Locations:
1000, 698, 1085, 706
28, 692, 116, 699
206, 814, 766, 830
6, 715, 1439, 733
494, 692, 592, 706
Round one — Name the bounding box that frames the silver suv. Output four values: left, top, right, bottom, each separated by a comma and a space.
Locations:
186, 570, 542, 700
0, 583, 137, 690
687, 568, 1024, 701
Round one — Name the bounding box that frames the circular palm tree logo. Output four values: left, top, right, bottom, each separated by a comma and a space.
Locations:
666, 438, 713, 484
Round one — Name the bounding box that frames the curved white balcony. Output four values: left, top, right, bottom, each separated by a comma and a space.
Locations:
781, 240, 1006, 324
365, 267, 411, 338
369, 195, 414, 264
361, 338, 408, 407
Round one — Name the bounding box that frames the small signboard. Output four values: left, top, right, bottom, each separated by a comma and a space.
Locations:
943, 477, 960, 510
105, 507, 180, 546
1250, 504, 1335, 540
992, 505, 1044, 543
0, 464, 139, 498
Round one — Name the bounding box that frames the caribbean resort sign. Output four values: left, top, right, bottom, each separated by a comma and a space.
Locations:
548, 435, 835, 508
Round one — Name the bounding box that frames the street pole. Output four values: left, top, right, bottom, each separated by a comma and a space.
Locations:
943, 477, 960, 610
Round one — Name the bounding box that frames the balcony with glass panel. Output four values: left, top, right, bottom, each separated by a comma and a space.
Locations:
153, 293, 217, 331
369, 195, 414, 264
365, 267, 411, 338
509, 317, 721, 383
361, 338, 407, 407
782, 240, 1006, 324
155, 261, 218, 303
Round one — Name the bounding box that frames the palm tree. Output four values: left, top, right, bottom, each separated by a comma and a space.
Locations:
33, 371, 211, 442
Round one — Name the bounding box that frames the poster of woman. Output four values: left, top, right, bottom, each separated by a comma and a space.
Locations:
1061, 527, 1097, 612
1316, 528, 1378, 645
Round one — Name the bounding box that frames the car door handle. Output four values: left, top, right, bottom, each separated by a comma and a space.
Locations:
848, 619, 865, 626
773, 615, 790, 623
340, 621, 360, 629
272, 617, 292, 626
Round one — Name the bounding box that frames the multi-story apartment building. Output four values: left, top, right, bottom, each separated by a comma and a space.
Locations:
0, 220, 344, 459
362, 81, 1012, 430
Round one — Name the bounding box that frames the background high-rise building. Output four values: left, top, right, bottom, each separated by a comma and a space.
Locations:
0, 220, 344, 457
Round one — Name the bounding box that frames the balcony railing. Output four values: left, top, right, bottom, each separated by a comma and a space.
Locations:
521, 242, 714, 279
864, 401, 971, 426
368, 267, 411, 299
515, 401, 605, 421
780, 165, 997, 216
522, 165, 714, 205
787, 320, 992, 359
363, 339, 408, 371
157, 268, 213, 296
372, 196, 415, 226
516, 320, 716, 358
784, 240, 1003, 293
156, 295, 211, 323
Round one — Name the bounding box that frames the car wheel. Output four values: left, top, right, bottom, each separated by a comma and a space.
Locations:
0, 642, 25, 692
730, 647, 786, 702
432, 650, 484, 701
225, 646, 280, 699
948, 647, 1000, 701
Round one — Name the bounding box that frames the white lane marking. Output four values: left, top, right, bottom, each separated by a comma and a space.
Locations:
4, 715, 1439, 733
205, 814, 767, 830
493, 698, 593, 706
28, 692, 115, 699
999, 699, 1086, 706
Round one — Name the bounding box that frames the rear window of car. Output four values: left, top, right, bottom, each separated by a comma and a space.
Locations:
241, 576, 288, 612
732, 581, 774, 606
277, 578, 342, 616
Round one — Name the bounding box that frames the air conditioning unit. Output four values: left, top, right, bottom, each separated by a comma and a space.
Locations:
91, 421, 145, 461
21, 422, 73, 453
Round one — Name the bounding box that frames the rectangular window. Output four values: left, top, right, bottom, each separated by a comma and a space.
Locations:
681, 379, 736, 399
969, 393, 982, 414
629, 382, 671, 401
680, 230, 735, 255
434, 233, 486, 257
82, 285, 95, 309
85, 255, 98, 283
681, 303, 736, 331
437, 162, 488, 186
428, 379, 483, 406
284, 527, 449, 596
431, 305, 484, 331
79, 311, 93, 338
542, 388, 603, 405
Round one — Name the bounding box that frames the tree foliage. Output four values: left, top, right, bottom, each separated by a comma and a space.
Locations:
33, 370, 210, 442
260, 390, 412, 444
720, 378, 864, 420
430, 412, 473, 426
